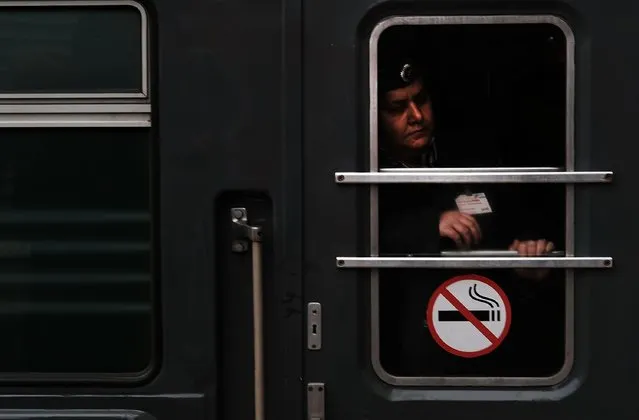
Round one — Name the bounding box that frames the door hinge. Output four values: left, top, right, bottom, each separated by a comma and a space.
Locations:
230, 207, 263, 253
307, 382, 325, 420
307, 302, 322, 350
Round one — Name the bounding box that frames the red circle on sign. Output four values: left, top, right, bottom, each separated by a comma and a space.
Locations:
426, 274, 511, 358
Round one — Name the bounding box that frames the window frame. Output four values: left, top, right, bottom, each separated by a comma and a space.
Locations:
0, 127, 156, 384
0, 0, 155, 384
0, 0, 151, 128
368, 14, 576, 387
0, 0, 149, 100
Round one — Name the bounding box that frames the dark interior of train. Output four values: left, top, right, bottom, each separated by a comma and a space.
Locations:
377, 23, 568, 378
377, 23, 567, 168
0, 128, 152, 374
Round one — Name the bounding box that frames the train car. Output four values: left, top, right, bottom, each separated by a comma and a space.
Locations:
0, 0, 629, 419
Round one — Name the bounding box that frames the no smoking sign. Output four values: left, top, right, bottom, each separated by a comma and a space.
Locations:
426, 274, 511, 358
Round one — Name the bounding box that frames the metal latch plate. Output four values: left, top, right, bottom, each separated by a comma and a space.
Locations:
307, 382, 325, 420
307, 302, 322, 350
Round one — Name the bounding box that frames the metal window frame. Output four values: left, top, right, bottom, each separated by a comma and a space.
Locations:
367, 15, 577, 387
0, 0, 149, 100
0, 1, 152, 127
0, 2, 154, 383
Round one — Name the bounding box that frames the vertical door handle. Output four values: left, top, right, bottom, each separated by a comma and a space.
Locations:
231, 207, 265, 420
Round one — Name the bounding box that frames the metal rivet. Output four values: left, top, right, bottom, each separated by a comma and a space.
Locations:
232, 240, 248, 253
232, 209, 244, 219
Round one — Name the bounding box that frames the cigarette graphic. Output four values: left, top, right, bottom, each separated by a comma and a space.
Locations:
437, 283, 501, 322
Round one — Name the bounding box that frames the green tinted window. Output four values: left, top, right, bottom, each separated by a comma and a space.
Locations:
0, 5, 144, 95
0, 128, 153, 377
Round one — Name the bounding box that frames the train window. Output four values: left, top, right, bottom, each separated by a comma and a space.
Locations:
0, 2, 147, 97
0, 128, 153, 378
0, 1, 154, 382
371, 17, 574, 385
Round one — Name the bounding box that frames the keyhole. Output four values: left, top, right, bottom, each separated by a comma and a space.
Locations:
312, 324, 317, 334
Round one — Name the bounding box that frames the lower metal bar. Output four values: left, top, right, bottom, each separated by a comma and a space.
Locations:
335, 171, 612, 183
336, 256, 612, 269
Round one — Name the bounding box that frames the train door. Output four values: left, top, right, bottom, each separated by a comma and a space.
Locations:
0, 0, 302, 420
303, 1, 630, 419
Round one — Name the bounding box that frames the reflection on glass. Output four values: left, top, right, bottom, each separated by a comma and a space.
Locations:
0, 128, 152, 374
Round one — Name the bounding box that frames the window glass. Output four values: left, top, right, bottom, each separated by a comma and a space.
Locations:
0, 128, 153, 375
0, 6, 143, 95
379, 267, 566, 378
375, 21, 570, 381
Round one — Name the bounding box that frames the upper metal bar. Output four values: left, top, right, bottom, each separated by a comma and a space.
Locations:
336, 171, 612, 184
337, 256, 612, 269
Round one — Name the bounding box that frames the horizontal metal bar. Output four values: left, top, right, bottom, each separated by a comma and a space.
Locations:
0, 113, 151, 128
0, 241, 149, 257
0, 104, 151, 114
0, 92, 145, 100
335, 171, 612, 183
336, 257, 612, 269
381, 167, 562, 172
0, 273, 149, 284
0, 211, 150, 224
0, 302, 150, 315
440, 250, 565, 257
